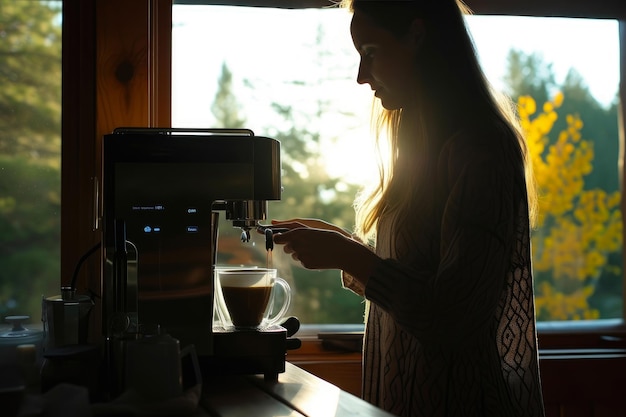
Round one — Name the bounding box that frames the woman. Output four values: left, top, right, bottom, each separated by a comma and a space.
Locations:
269, 0, 545, 416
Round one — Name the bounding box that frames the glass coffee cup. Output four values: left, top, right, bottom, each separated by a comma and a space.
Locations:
214, 268, 291, 330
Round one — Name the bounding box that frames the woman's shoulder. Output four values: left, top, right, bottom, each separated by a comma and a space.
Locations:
441, 123, 520, 162
441, 127, 498, 161
438, 124, 523, 183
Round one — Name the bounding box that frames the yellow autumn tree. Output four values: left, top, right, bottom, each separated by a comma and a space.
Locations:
519, 93, 622, 320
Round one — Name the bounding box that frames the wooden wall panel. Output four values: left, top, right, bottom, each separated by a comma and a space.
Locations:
96, 0, 151, 139
61, 0, 99, 319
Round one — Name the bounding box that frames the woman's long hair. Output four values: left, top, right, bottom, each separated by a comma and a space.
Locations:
343, 0, 538, 242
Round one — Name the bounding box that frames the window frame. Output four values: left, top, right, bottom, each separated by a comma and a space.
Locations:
61, 0, 626, 349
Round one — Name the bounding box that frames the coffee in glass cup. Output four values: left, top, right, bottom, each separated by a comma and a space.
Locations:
215, 268, 291, 329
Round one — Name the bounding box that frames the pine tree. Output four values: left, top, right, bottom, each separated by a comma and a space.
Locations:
211, 62, 246, 129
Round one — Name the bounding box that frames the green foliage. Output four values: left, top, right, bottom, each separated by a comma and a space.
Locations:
0, 156, 60, 318
211, 62, 247, 129
508, 51, 622, 320
0, 0, 62, 320
0, 0, 62, 167
504, 49, 555, 107
504, 50, 620, 192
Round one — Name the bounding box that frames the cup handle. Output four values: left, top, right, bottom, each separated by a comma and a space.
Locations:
264, 277, 291, 328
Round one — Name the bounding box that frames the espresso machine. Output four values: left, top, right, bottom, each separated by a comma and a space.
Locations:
100, 128, 300, 396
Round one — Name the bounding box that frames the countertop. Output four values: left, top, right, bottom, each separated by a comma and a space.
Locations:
10, 362, 394, 417
201, 362, 395, 417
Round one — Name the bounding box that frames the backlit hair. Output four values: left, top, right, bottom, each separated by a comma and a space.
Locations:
343, 0, 538, 242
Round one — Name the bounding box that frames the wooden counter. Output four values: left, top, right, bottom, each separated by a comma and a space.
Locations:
201, 362, 395, 417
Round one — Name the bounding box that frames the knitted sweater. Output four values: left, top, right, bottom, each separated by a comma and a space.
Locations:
342, 131, 545, 417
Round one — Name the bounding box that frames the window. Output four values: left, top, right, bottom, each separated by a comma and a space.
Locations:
0, 0, 62, 324
171, 3, 622, 328
172, 4, 370, 325
468, 16, 623, 325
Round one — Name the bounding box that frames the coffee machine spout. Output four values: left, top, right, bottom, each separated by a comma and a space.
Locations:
214, 200, 269, 242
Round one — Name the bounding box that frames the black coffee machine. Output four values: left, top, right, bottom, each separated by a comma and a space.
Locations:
100, 128, 300, 396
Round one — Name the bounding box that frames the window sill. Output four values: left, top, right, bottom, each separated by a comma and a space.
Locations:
537, 319, 626, 349
292, 319, 626, 350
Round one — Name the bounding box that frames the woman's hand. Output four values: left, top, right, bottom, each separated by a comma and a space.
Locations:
268, 218, 379, 286
270, 218, 352, 238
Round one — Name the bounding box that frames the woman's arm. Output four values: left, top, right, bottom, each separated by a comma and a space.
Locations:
271, 223, 382, 285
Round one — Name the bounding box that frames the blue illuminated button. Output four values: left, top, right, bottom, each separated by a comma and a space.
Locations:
187, 226, 199, 233
144, 226, 152, 233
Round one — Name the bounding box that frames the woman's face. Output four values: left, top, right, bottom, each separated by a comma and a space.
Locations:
350, 10, 421, 110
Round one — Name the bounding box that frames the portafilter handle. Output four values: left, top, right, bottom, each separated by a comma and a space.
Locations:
257, 226, 290, 251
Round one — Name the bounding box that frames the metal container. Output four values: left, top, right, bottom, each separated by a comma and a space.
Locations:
42, 287, 94, 351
